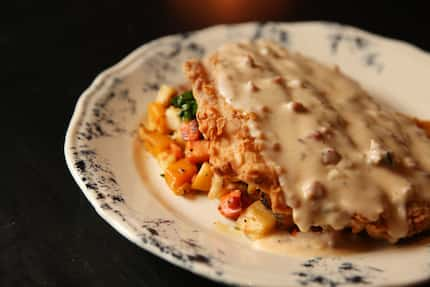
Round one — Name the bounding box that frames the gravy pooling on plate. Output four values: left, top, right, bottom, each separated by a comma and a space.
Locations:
194, 40, 430, 242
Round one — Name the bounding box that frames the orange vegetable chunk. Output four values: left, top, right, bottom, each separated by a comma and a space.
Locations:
169, 142, 184, 160
218, 190, 243, 220
147, 102, 168, 133
139, 126, 172, 156
164, 159, 198, 193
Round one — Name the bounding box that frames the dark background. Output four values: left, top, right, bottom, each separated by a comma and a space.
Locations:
2, 1, 430, 286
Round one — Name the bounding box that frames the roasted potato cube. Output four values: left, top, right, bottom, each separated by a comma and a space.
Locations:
165, 106, 181, 131
208, 173, 226, 199
236, 201, 276, 239
191, 162, 213, 192
156, 85, 177, 106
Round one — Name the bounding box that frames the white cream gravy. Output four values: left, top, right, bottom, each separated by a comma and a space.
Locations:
205, 40, 430, 242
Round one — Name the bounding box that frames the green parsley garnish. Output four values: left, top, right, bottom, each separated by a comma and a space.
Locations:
171, 91, 197, 121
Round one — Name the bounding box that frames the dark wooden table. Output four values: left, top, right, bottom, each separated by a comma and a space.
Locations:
2, 1, 430, 286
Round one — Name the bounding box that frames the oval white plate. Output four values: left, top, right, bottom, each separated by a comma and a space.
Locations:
65, 22, 430, 287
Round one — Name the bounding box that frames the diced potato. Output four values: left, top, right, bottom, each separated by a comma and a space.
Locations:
236, 201, 276, 239
146, 102, 168, 133
164, 158, 197, 195
191, 162, 213, 192
165, 106, 182, 131
208, 173, 227, 199
156, 85, 177, 106
157, 152, 176, 171
139, 126, 172, 156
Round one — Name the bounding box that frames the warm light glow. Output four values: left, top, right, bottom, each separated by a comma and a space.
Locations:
167, 0, 296, 29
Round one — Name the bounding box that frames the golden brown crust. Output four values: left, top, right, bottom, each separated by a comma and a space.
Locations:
184, 59, 285, 209
349, 201, 430, 241
183, 58, 430, 242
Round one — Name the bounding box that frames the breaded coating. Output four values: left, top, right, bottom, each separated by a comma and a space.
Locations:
184, 60, 291, 216
183, 41, 430, 242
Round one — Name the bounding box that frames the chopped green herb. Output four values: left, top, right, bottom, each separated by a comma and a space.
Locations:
171, 91, 197, 121
160, 173, 165, 177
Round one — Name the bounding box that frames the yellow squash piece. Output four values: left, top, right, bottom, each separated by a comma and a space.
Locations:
207, 174, 226, 199
236, 201, 276, 239
164, 158, 197, 195
191, 162, 213, 192
146, 102, 168, 133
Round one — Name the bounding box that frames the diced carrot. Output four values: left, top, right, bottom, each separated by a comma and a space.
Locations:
180, 120, 201, 141
164, 159, 198, 194
185, 140, 209, 164
218, 190, 243, 220
169, 142, 184, 160
147, 102, 169, 134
